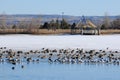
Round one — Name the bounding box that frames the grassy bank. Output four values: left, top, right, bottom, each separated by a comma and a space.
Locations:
0, 29, 71, 35
100, 30, 120, 35
0, 29, 120, 35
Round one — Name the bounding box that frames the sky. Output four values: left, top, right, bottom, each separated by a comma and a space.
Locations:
0, 0, 120, 16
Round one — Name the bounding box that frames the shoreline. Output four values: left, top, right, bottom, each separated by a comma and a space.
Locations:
0, 29, 120, 35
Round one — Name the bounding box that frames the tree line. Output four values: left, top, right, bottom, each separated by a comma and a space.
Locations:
101, 17, 120, 29
41, 19, 71, 30
41, 17, 120, 30
0, 14, 120, 30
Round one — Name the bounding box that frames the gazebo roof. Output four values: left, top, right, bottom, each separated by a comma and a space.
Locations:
76, 20, 97, 29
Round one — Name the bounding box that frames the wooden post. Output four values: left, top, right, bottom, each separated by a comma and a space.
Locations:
81, 29, 83, 35
98, 29, 100, 35
71, 28, 73, 34
94, 29, 96, 35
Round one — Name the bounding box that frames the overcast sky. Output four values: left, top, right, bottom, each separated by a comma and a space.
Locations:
0, 0, 120, 16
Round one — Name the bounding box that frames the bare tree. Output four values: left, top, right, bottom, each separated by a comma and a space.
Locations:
28, 15, 41, 33
102, 12, 111, 29
0, 13, 7, 32
17, 18, 29, 33
112, 17, 120, 29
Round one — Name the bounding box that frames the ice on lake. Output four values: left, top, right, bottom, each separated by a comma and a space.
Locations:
0, 34, 120, 80
0, 34, 120, 50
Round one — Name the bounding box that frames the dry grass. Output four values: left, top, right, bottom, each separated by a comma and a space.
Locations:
35, 29, 71, 34
100, 29, 120, 35
0, 29, 120, 35
0, 29, 71, 35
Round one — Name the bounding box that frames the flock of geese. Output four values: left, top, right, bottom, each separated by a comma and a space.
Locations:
0, 47, 120, 69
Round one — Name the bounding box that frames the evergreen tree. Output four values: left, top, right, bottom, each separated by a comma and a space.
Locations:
12, 24, 17, 29
49, 19, 56, 30
55, 19, 60, 29
71, 23, 76, 29
42, 22, 49, 29
60, 19, 69, 29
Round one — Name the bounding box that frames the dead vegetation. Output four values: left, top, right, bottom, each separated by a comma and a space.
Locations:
0, 29, 120, 35
100, 29, 120, 35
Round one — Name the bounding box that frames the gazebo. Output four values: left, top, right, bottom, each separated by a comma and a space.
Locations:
71, 16, 100, 35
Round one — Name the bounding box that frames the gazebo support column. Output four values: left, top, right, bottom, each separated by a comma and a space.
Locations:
98, 29, 100, 35
81, 29, 83, 35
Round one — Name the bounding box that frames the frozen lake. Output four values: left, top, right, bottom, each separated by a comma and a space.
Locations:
0, 34, 120, 50
0, 34, 120, 80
